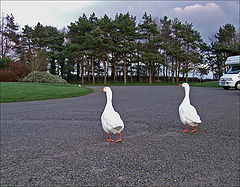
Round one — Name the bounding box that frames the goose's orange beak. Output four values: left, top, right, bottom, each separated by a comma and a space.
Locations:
101, 89, 104, 92
179, 84, 182, 86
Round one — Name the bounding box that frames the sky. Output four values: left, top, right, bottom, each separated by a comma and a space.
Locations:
1, 0, 239, 44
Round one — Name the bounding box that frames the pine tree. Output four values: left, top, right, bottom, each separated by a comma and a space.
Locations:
115, 13, 137, 84
181, 22, 203, 82
159, 16, 172, 82
211, 23, 239, 78
98, 14, 114, 84
138, 12, 160, 84
67, 14, 92, 83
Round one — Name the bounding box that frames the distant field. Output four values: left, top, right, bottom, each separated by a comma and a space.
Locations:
0, 82, 93, 103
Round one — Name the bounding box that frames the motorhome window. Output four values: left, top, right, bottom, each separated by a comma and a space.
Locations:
226, 66, 240, 74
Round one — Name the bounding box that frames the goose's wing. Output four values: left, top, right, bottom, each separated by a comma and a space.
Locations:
102, 110, 124, 129
182, 104, 201, 123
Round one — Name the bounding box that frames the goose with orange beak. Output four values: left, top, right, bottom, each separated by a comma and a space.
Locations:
100, 87, 124, 143
179, 83, 201, 133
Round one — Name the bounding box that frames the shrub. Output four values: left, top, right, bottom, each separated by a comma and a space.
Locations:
7, 62, 31, 79
0, 57, 12, 70
23, 71, 68, 84
0, 69, 18, 82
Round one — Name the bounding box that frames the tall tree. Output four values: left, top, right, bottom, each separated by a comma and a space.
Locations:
98, 14, 114, 84
159, 16, 172, 82
45, 26, 65, 75
210, 23, 239, 78
115, 12, 137, 84
138, 12, 161, 84
0, 13, 19, 59
67, 13, 94, 83
181, 22, 204, 82
171, 18, 184, 83
18, 23, 64, 72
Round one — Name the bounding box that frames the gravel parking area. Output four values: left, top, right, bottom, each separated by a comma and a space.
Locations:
1, 86, 239, 186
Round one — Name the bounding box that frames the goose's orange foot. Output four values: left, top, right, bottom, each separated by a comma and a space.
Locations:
182, 124, 189, 132
191, 126, 197, 133
115, 132, 122, 143
107, 133, 114, 142
107, 139, 115, 142
115, 139, 121, 143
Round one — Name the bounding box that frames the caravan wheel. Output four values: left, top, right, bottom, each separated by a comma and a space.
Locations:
235, 82, 240, 90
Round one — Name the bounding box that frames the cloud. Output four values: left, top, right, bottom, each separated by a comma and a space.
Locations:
1, 1, 95, 28
174, 2, 226, 23
1, 1, 238, 44
173, 2, 229, 42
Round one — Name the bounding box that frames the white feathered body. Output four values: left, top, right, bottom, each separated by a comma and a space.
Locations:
179, 83, 201, 127
101, 87, 124, 134
179, 101, 201, 127
101, 107, 124, 134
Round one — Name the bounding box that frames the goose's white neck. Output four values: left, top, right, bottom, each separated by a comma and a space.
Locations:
183, 86, 190, 103
104, 91, 114, 111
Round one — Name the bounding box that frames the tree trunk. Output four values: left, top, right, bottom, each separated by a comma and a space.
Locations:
186, 71, 189, 82
113, 55, 117, 82
149, 63, 152, 84
86, 60, 90, 83
165, 66, 169, 82
138, 63, 142, 83
102, 55, 110, 85
106, 55, 110, 83
130, 64, 133, 83
185, 45, 190, 82
115, 66, 118, 82
81, 61, 84, 85
103, 56, 107, 85
171, 60, 175, 84
153, 65, 156, 83
124, 59, 127, 85
92, 55, 95, 84
176, 58, 180, 84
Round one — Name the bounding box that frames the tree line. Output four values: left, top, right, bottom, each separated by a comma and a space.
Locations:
1, 12, 239, 84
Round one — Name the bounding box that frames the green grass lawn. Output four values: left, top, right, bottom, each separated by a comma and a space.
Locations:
188, 81, 221, 88
0, 82, 93, 103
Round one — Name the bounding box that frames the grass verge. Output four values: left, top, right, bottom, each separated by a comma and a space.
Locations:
0, 82, 93, 103
188, 81, 220, 88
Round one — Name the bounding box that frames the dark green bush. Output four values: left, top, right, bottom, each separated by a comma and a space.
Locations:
0, 57, 12, 69
23, 71, 68, 84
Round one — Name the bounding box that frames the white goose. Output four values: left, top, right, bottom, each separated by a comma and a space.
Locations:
101, 87, 124, 143
179, 83, 201, 133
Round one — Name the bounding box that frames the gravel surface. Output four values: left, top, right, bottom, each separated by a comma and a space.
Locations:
1, 86, 239, 186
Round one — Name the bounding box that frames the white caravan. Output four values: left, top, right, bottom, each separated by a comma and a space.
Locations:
219, 55, 240, 90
